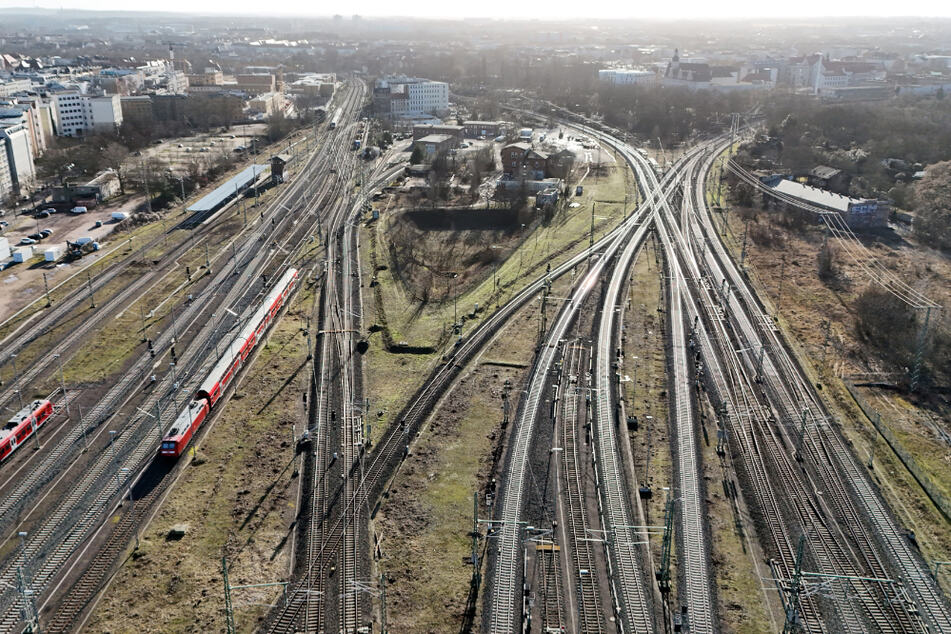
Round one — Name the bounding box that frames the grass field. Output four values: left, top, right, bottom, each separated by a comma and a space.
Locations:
87, 287, 312, 633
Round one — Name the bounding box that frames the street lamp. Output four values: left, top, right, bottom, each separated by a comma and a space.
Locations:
116, 466, 129, 498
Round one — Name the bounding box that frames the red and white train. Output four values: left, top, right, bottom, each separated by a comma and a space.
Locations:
159, 268, 299, 458
1, 399, 54, 462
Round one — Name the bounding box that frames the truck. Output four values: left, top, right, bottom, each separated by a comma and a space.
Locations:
65, 239, 99, 260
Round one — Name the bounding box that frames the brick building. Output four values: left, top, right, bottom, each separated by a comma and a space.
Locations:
501, 143, 575, 180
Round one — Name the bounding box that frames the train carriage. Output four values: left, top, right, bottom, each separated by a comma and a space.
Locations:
160, 268, 299, 458
159, 399, 209, 457
0, 399, 54, 462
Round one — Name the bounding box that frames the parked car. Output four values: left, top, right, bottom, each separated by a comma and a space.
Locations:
28, 233, 44, 241
40, 229, 52, 238
19, 237, 36, 245
0, 221, 8, 228
70, 206, 88, 214
33, 210, 50, 219
94, 220, 103, 228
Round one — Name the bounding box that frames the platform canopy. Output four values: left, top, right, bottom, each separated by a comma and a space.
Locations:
186, 164, 268, 213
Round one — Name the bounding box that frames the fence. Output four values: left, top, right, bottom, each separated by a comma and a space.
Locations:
844, 380, 951, 523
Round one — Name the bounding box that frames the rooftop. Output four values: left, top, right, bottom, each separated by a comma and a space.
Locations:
186, 164, 268, 213
417, 134, 454, 144
773, 179, 866, 213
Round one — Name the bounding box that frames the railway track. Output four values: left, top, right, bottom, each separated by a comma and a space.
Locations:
267, 139, 689, 634
484, 155, 667, 631
558, 339, 607, 633
0, 83, 369, 633
558, 118, 718, 634
697, 212, 942, 631
268, 140, 402, 634
0, 105, 352, 543
0, 128, 322, 420
590, 202, 654, 633
660, 136, 948, 631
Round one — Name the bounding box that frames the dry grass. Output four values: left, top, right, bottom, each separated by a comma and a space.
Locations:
713, 173, 951, 595
373, 293, 540, 633
87, 293, 311, 633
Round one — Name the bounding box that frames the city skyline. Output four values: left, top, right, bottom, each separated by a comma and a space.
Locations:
3, 0, 951, 19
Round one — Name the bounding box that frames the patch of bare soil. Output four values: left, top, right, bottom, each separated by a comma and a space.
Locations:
373, 290, 542, 633
86, 303, 310, 633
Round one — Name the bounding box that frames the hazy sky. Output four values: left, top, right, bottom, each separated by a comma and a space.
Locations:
3, 0, 951, 19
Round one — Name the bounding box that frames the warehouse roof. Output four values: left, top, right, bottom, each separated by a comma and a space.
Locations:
773, 179, 861, 213
186, 164, 267, 212
416, 134, 454, 144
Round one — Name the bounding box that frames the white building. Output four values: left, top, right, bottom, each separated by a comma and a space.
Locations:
0, 77, 32, 97
53, 92, 88, 136
0, 152, 13, 202
598, 68, 657, 86
53, 91, 123, 136
0, 123, 36, 195
374, 76, 449, 119
89, 94, 123, 132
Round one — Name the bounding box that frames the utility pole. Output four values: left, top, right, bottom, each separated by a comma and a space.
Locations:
16, 566, 37, 634
740, 216, 750, 269
589, 201, 596, 255
795, 408, 809, 463
54, 353, 69, 417
776, 254, 787, 316
782, 535, 807, 634
657, 489, 673, 594
470, 492, 481, 593
155, 402, 163, 440
910, 306, 934, 392
86, 271, 96, 308
42, 272, 52, 307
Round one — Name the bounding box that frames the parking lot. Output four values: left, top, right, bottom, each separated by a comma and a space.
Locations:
127, 123, 269, 177
0, 198, 140, 321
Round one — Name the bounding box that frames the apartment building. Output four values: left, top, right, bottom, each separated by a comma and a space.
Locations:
53, 92, 123, 136
0, 123, 36, 194
374, 76, 449, 119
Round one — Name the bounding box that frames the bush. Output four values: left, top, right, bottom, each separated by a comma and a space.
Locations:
817, 241, 838, 282
853, 285, 917, 364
